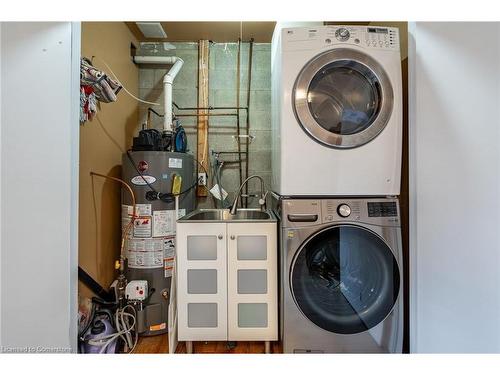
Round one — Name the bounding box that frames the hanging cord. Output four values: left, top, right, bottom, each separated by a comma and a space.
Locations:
91, 55, 161, 106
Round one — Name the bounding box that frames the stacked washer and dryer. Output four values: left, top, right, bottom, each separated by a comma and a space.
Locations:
271, 25, 404, 353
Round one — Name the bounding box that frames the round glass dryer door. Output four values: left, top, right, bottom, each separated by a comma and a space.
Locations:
290, 225, 400, 334
293, 49, 394, 148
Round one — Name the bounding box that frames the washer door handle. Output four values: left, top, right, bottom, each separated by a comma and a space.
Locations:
287, 214, 318, 222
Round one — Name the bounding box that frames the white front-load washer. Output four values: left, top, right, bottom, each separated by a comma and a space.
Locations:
271, 25, 402, 196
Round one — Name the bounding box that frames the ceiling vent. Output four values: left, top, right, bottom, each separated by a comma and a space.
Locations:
136, 22, 167, 38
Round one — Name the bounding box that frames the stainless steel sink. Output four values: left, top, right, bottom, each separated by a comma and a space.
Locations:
179, 208, 276, 222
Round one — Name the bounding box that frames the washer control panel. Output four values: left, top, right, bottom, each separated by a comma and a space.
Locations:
319, 198, 400, 226
281, 199, 400, 228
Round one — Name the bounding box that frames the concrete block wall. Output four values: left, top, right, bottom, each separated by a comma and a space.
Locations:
137, 42, 271, 208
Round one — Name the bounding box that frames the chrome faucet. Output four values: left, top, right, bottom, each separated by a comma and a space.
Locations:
229, 175, 268, 215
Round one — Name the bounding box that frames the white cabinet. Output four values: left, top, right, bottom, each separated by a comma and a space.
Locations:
176, 221, 277, 344
177, 222, 228, 340
227, 223, 277, 341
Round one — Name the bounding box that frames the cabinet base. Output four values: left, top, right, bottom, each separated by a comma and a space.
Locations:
181, 340, 275, 354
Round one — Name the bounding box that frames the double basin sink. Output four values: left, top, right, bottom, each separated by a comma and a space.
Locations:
179, 208, 277, 222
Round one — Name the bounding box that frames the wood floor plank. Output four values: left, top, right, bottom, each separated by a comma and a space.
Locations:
135, 334, 283, 354
134, 334, 168, 354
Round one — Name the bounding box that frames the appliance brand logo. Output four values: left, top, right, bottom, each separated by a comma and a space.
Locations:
138, 161, 149, 172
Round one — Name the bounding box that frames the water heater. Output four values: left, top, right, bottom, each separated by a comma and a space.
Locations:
122, 149, 195, 335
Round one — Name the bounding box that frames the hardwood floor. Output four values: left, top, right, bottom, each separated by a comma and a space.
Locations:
134, 334, 282, 354
134, 334, 169, 354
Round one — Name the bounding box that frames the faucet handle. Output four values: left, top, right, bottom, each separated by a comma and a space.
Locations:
259, 191, 270, 207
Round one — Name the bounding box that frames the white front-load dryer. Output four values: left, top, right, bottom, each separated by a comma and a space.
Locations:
271, 25, 402, 196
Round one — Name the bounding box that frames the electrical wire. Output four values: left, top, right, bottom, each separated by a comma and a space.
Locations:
91, 55, 161, 106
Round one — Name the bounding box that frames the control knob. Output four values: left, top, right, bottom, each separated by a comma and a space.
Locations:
335, 28, 350, 41
337, 204, 351, 218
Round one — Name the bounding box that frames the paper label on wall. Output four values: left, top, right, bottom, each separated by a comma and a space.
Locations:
153, 210, 175, 237
163, 235, 175, 278
177, 209, 186, 219
168, 158, 183, 169
133, 217, 152, 238
126, 238, 165, 269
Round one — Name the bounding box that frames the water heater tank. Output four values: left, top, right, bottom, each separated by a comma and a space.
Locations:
121, 150, 196, 336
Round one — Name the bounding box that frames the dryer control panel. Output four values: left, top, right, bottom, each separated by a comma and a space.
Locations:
282, 25, 400, 52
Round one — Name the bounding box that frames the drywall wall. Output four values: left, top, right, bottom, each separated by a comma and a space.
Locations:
79, 22, 139, 298
137, 41, 271, 209
409, 22, 500, 352
0, 22, 80, 352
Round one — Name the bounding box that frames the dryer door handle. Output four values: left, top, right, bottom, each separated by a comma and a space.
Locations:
287, 214, 318, 222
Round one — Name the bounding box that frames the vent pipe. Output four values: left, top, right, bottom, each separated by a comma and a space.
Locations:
133, 56, 184, 132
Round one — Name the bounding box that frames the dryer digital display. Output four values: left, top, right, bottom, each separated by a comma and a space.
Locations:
368, 27, 388, 34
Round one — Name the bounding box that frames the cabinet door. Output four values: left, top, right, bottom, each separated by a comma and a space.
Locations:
177, 222, 227, 341
227, 223, 278, 341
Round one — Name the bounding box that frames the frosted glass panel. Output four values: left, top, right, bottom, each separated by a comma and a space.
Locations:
238, 303, 268, 328
237, 269, 267, 294
188, 303, 218, 327
187, 236, 217, 260
187, 269, 217, 294
237, 235, 267, 260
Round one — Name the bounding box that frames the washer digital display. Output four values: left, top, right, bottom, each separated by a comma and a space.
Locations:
367, 202, 398, 217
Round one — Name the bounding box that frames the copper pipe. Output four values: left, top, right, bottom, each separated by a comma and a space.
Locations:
175, 113, 239, 117
236, 38, 243, 202
244, 39, 254, 208
90, 172, 137, 259
173, 102, 248, 111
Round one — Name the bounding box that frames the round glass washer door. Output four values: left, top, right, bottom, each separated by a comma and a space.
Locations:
293, 49, 394, 149
290, 225, 400, 335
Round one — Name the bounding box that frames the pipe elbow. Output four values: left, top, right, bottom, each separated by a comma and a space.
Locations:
173, 56, 184, 64
163, 57, 184, 84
